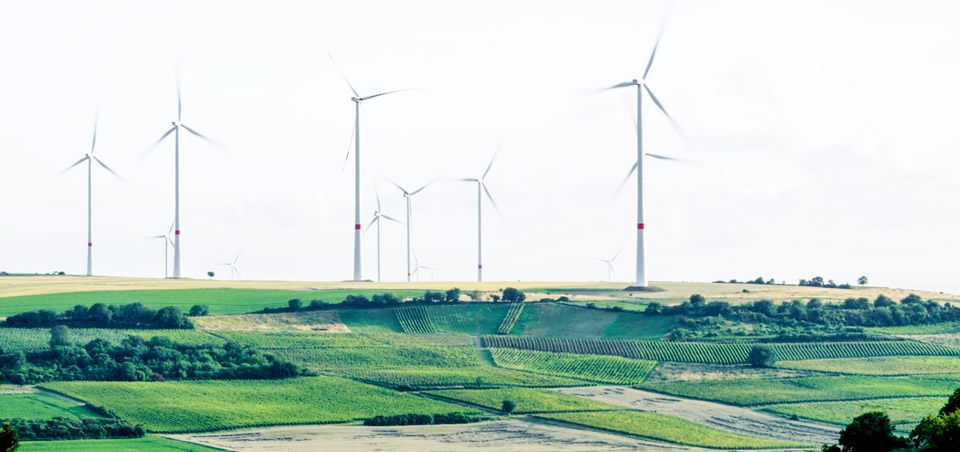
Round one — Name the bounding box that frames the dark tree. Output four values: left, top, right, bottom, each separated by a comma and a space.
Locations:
49, 325, 71, 348
445, 288, 462, 303
189, 305, 210, 317
748, 345, 776, 368
288, 299, 302, 311
911, 411, 960, 452
689, 294, 706, 308
502, 288, 526, 303
838, 412, 908, 452
645, 302, 662, 315
1, 423, 18, 452
940, 387, 960, 417
858, 276, 869, 286
207, 271, 214, 279
821, 445, 841, 452
491, 295, 501, 302
501, 400, 516, 414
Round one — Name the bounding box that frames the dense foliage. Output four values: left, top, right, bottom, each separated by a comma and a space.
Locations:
258, 290, 466, 314
3, 303, 192, 329
363, 412, 484, 426
1, 418, 144, 441
0, 423, 16, 452
836, 412, 909, 451
0, 329, 300, 384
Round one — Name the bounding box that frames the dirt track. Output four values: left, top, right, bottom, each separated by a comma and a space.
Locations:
553, 386, 839, 445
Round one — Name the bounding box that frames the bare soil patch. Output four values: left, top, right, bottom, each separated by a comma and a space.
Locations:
192, 310, 349, 332
645, 362, 814, 383
553, 386, 838, 445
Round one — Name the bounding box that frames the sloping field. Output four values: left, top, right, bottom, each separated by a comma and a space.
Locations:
0, 389, 107, 420
425, 388, 618, 413
18, 436, 220, 452
777, 356, 960, 376
762, 397, 949, 427
509, 303, 676, 340
489, 348, 657, 384
42, 376, 477, 433
192, 310, 348, 332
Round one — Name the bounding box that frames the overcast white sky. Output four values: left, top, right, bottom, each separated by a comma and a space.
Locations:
1, 1, 958, 293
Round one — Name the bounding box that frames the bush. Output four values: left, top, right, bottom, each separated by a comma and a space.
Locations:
747, 345, 776, 368
4, 303, 193, 330
188, 305, 210, 316
5, 418, 144, 441
363, 413, 483, 427
838, 412, 907, 452
502, 400, 516, 414
0, 423, 17, 452
502, 288, 526, 303
288, 299, 302, 311
49, 325, 71, 348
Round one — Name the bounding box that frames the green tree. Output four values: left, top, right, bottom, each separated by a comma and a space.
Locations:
501, 400, 516, 414
288, 299, 302, 311
838, 412, 908, 452
207, 271, 214, 279
911, 411, 960, 451
645, 302, 662, 315
0, 422, 18, 452
502, 288, 526, 303
938, 388, 960, 417
49, 325, 71, 348
858, 276, 869, 286
445, 288, 462, 303
189, 305, 210, 316
747, 345, 776, 368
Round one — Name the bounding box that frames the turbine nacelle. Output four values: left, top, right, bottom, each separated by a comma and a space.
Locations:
171, 121, 182, 127
632, 79, 645, 86
352, 97, 363, 103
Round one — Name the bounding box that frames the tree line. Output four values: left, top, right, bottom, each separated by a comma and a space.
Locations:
3, 302, 197, 329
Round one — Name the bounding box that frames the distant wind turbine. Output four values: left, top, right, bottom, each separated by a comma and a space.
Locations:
148, 75, 220, 279
61, 108, 123, 276
326, 47, 415, 281
387, 179, 433, 282
218, 250, 241, 280
594, 250, 622, 282
147, 222, 175, 278
365, 184, 402, 283
412, 254, 435, 283
606, 22, 686, 287
459, 152, 502, 282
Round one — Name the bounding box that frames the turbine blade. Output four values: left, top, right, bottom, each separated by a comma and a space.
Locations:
90, 109, 99, 154
92, 156, 125, 182
177, 72, 182, 122
148, 127, 177, 151
233, 250, 241, 265
458, 178, 478, 182
643, 84, 688, 142
340, 121, 356, 174
374, 180, 381, 212
410, 179, 436, 196
147, 235, 166, 239
361, 88, 416, 101
181, 124, 224, 149
482, 150, 499, 179
612, 161, 638, 198
611, 248, 622, 261
605, 82, 635, 90
381, 214, 403, 224
168, 221, 175, 235
324, 47, 360, 98
60, 157, 89, 175
642, 31, 664, 80
384, 177, 408, 195
646, 153, 678, 161
365, 217, 378, 230
482, 183, 503, 218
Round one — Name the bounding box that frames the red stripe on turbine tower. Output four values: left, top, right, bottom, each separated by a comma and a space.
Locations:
88, 243, 92, 247
478, 265, 482, 269
637, 223, 645, 229
355, 224, 361, 230
175, 230, 181, 235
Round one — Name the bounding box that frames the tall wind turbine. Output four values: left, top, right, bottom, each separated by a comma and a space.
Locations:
364, 185, 402, 283
606, 25, 685, 287
218, 251, 241, 280
459, 153, 502, 282
326, 48, 414, 281
149, 77, 219, 279
147, 222, 174, 278
61, 109, 123, 276
594, 250, 622, 282
387, 179, 433, 282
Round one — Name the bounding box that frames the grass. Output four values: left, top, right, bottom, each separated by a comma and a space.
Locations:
0, 392, 107, 420
18, 436, 220, 451
489, 348, 657, 384
641, 375, 960, 406
763, 397, 949, 426
425, 388, 618, 413
869, 322, 960, 335
535, 410, 804, 448
509, 303, 675, 340
42, 376, 476, 433
778, 356, 960, 375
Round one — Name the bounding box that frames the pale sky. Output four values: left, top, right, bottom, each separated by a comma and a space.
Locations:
1, 1, 958, 293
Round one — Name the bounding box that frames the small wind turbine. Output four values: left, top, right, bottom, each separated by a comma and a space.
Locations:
61, 108, 123, 276
147, 222, 174, 278
218, 251, 241, 280
606, 22, 686, 287
459, 152, 502, 282
387, 179, 433, 282
412, 254, 435, 283
594, 250, 622, 282
364, 184, 402, 283
148, 75, 220, 279
326, 47, 414, 281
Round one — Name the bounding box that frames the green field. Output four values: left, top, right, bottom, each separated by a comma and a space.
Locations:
763, 397, 949, 427
426, 387, 617, 413
778, 356, 960, 375
535, 410, 804, 448
509, 303, 676, 340
0, 391, 107, 420
0, 288, 423, 316
42, 376, 476, 433
489, 348, 657, 384
18, 436, 219, 452
869, 322, 960, 335
0, 328, 222, 351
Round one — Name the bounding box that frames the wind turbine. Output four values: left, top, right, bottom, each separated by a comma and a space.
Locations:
412, 254, 435, 283
147, 222, 174, 278
148, 76, 219, 279
459, 152, 502, 282
606, 24, 686, 287
364, 184, 402, 283
61, 109, 123, 276
326, 48, 414, 281
594, 250, 622, 282
386, 179, 433, 282
218, 251, 241, 280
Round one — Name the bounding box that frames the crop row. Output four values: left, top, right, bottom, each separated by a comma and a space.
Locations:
396, 306, 436, 334
489, 348, 656, 384
496, 303, 524, 334
480, 336, 960, 364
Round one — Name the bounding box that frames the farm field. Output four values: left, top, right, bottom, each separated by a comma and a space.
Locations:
489, 348, 657, 384
762, 396, 949, 428
508, 303, 676, 340
424, 387, 618, 413
777, 356, 960, 375
41, 376, 477, 432
0, 389, 106, 420
191, 310, 348, 332
535, 410, 805, 449
18, 437, 220, 451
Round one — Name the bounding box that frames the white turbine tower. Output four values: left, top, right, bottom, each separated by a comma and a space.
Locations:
387, 179, 433, 282
149, 77, 219, 279
594, 250, 622, 282
147, 222, 174, 278
607, 26, 685, 287
364, 185, 402, 283
459, 153, 502, 282
218, 251, 241, 280
61, 109, 123, 276
326, 49, 413, 281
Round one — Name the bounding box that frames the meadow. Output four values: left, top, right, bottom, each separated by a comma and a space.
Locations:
762, 396, 949, 427
489, 348, 657, 384
425, 387, 617, 413
18, 437, 219, 452
0, 391, 107, 419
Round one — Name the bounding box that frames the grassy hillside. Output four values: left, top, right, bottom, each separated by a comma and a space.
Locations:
18, 437, 220, 451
